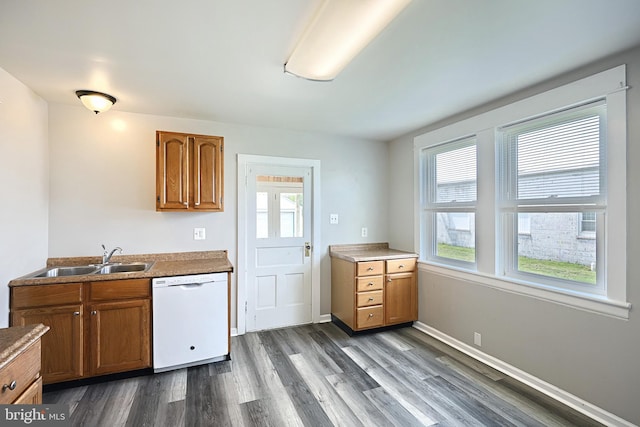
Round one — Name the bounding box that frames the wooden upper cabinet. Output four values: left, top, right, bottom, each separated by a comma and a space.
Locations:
156, 131, 224, 212
192, 135, 223, 211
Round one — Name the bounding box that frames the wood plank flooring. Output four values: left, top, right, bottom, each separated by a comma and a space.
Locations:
43, 323, 603, 426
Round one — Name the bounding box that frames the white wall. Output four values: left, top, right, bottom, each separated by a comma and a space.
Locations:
0, 67, 49, 327
48, 104, 389, 325
388, 45, 640, 424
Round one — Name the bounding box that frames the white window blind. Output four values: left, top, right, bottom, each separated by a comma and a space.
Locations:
500, 101, 605, 203
432, 139, 477, 204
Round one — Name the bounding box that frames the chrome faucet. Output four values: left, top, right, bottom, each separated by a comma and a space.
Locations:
102, 244, 122, 264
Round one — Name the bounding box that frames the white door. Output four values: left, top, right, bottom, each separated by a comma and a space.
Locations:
245, 164, 312, 331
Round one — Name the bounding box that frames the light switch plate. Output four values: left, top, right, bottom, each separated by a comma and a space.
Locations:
194, 228, 206, 240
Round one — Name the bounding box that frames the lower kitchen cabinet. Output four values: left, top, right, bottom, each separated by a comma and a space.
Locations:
10, 279, 151, 384
89, 299, 151, 375
330, 252, 418, 334
11, 284, 84, 384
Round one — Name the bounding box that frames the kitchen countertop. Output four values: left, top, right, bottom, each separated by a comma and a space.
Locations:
0, 324, 49, 370
329, 243, 418, 262
9, 250, 234, 287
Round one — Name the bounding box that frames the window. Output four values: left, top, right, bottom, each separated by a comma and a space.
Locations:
256, 176, 303, 239
415, 65, 628, 318
422, 137, 477, 265
498, 101, 605, 294
579, 211, 596, 236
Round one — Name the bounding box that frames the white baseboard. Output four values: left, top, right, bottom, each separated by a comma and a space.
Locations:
231, 327, 238, 337
317, 314, 332, 323
413, 321, 633, 427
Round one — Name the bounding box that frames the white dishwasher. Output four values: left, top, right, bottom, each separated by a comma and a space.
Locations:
152, 272, 229, 373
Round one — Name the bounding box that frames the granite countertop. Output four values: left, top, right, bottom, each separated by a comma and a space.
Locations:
329, 243, 418, 262
9, 250, 234, 287
0, 324, 49, 370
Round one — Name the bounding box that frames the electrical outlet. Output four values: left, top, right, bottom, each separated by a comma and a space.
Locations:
194, 228, 206, 240
361, 227, 368, 237
330, 214, 339, 224
474, 332, 482, 347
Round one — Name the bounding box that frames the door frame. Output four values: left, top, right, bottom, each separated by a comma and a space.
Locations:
237, 154, 321, 335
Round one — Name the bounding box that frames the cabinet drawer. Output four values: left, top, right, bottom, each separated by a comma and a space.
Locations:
0, 341, 41, 404
356, 306, 384, 329
357, 261, 384, 276
386, 258, 416, 274
12, 284, 82, 309
89, 279, 151, 301
356, 276, 383, 292
12, 376, 42, 404
356, 290, 383, 307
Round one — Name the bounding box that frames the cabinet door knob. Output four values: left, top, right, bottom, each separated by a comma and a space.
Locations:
2, 380, 17, 392
73, 311, 80, 316
368, 313, 374, 318
91, 310, 97, 315
387, 278, 392, 282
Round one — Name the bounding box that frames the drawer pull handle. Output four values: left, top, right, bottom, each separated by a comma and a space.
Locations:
73, 311, 80, 316
368, 297, 374, 301
398, 264, 405, 268
367, 267, 374, 271
2, 381, 17, 392
368, 313, 374, 318
367, 282, 374, 286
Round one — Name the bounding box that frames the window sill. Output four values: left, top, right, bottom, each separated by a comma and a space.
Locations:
418, 261, 631, 319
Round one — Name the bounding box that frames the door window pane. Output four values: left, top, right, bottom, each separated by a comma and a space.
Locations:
256, 192, 268, 238
280, 192, 303, 238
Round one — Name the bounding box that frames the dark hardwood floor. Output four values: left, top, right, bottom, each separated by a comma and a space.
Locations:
44, 323, 602, 426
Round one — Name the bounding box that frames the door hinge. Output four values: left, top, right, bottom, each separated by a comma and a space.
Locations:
245, 301, 248, 313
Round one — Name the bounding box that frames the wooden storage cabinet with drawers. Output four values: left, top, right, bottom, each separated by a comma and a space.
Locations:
0, 324, 48, 405
331, 253, 417, 334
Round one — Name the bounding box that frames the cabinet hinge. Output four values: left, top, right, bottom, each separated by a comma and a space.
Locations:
156, 141, 159, 147
157, 196, 160, 202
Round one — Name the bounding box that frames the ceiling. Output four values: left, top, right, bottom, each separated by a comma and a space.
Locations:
1, 0, 640, 142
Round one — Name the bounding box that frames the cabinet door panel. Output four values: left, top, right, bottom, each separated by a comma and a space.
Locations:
157, 132, 189, 210
384, 272, 417, 325
90, 299, 151, 376
193, 135, 223, 211
11, 305, 83, 384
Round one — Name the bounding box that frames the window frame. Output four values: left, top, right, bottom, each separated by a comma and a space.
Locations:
497, 101, 606, 295
413, 65, 629, 319
421, 136, 478, 269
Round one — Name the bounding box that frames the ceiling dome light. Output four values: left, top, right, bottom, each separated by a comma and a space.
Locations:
75, 90, 117, 114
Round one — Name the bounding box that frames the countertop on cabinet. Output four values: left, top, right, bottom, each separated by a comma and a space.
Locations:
9, 250, 234, 287
0, 324, 49, 370
329, 243, 418, 262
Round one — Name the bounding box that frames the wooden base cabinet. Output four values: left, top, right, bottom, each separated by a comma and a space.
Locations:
0, 333, 45, 404
11, 279, 151, 384
331, 256, 417, 334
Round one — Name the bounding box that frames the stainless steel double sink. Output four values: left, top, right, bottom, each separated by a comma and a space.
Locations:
29, 262, 154, 278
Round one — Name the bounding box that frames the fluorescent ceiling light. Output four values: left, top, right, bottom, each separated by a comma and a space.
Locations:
284, 0, 412, 81
75, 90, 117, 114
